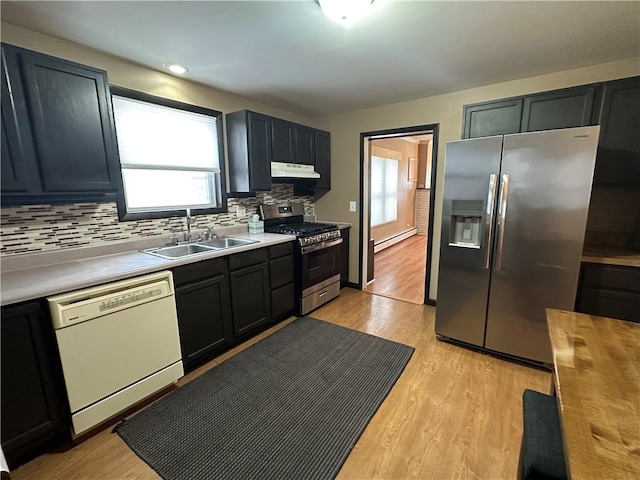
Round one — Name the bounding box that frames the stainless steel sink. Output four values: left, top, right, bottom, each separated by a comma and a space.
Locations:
197, 237, 258, 249
142, 243, 218, 259
141, 237, 258, 259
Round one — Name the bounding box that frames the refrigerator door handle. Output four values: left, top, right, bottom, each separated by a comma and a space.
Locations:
484, 173, 498, 269
495, 173, 510, 271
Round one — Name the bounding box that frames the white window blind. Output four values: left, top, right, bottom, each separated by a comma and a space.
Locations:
112, 95, 222, 213
371, 156, 398, 226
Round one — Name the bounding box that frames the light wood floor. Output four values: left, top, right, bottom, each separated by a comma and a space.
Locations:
364, 234, 428, 305
12, 289, 550, 480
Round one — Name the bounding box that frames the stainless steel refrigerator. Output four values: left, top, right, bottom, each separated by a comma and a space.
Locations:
435, 126, 600, 364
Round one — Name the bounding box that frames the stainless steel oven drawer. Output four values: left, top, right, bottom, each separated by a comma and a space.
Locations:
301, 279, 340, 315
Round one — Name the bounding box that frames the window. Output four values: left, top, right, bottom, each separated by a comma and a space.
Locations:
371, 155, 398, 226
110, 87, 227, 220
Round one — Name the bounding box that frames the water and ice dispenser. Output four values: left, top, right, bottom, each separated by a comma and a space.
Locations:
448, 200, 484, 248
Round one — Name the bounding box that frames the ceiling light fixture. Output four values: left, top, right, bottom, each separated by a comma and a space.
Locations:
317, 0, 378, 26
163, 64, 190, 75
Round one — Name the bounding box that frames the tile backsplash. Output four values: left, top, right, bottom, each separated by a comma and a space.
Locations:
0, 185, 313, 256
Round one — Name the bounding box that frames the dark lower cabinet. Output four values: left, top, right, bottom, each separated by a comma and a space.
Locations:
175, 275, 233, 370
269, 242, 295, 320
173, 258, 233, 371
229, 263, 271, 336
575, 263, 640, 323
1, 301, 68, 468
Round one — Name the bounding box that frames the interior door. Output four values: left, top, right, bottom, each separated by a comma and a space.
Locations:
484, 127, 600, 363
435, 136, 503, 346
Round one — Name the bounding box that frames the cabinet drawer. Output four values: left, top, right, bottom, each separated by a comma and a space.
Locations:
269, 241, 294, 259
172, 257, 225, 286
581, 263, 640, 292
228, 248, 268, 271
576, 286, 640, 322
270, 255, 294, 290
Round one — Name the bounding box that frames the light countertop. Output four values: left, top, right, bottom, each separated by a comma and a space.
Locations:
546, 308, 640, 480
0, 230, 296, 307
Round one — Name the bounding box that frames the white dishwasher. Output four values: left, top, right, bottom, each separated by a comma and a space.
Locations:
48, 270, 183, 437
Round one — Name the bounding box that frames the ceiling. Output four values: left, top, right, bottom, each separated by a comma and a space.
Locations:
2, 1, 639, 118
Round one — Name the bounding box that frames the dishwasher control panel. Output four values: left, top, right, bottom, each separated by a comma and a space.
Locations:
48, 271, 175, 329
99, 286, 164, 312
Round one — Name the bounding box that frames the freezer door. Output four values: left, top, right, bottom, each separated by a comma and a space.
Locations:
436, 136, 503, 346
484, 126, 599, 363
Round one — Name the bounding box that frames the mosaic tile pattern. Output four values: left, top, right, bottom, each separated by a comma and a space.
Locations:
0, 185, 314, 256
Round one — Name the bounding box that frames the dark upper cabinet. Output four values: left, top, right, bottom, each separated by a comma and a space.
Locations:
295, 124, 315, 165
227, 109, 331, 193
592, 77, 640, 185
227, 110, 272, 193
0, 44, 120, 204
1, 301, 68, 468
271, 118, 296, 163
314, 129, 331, 190
462, 99, 523, 139
1, 47, 29, 193
521, 86, 596, 132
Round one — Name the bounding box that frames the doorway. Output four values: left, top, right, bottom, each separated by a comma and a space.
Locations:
358, 124, 439, 305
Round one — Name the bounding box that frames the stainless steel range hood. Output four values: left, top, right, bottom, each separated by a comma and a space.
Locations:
271, 162, 320, 179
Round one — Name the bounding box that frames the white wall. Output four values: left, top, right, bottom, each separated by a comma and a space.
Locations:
314, 57, 640, 299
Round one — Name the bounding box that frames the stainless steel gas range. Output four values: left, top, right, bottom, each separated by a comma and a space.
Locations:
259, 203, 342, 315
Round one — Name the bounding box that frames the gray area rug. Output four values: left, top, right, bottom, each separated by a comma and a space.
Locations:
116, 316, 414, 480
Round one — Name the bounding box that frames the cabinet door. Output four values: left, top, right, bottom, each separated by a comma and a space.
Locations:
462, 99, 523, 139
592, 77, 640, 185
247, 111, 272, 191
175, 275, 233, 370
315, 129, 331, 190
1, 302, 67, 468
230, 263, 270, 337
271, 118, 296, 163
295, 125, 315, 165
576, 287, 640, 323
20, 50, 119, 192
522, 86, 596, 132
1, 46, 29, 192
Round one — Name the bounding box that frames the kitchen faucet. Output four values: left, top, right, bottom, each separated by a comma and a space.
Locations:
185, 208, 192, 242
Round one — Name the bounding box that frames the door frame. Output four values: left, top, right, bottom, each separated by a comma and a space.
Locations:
358, 123, 440, 305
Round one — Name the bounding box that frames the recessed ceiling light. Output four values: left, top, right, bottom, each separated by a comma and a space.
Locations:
163, 64, 190, 75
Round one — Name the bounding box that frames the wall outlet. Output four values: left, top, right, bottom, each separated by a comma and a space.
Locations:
349, 201, 357, 212
236, 205, 247, 217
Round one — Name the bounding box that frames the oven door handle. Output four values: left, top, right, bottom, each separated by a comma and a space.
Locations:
300, 237, 343, 254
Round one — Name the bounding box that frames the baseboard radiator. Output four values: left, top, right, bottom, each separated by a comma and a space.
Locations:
373, 228, 418, 254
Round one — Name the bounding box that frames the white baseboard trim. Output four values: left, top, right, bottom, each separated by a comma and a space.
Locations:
373, 228, 417, 254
